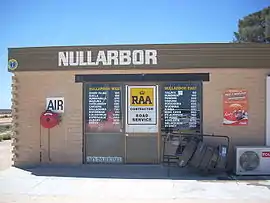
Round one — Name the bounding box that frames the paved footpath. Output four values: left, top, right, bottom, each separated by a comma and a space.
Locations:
1, 141, 270, 203
0, 140, 13, 171
0, 165, 270, 203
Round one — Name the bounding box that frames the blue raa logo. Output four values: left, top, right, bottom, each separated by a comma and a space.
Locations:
8, 59, 18, 71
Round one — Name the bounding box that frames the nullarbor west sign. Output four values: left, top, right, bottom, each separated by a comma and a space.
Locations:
58, 49, 158, 67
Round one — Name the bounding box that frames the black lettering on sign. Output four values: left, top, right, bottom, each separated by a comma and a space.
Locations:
47, 100, 55, 110
132, 118, 152, 122
132, 96, 152, 105
47, 98, 64, 112
57, 100, 63, 110
135, 114, 149, 117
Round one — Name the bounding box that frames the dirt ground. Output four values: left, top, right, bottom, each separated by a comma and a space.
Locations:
0, 117, 12, 126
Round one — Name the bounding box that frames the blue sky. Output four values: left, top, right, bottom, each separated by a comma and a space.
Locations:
0, 0, 269, 108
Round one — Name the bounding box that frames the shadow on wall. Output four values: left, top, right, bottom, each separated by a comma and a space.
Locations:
15, 164, 232, 181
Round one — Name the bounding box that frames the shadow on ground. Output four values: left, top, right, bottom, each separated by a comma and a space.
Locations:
247, 182, 270, 190
16, 164, 233, 181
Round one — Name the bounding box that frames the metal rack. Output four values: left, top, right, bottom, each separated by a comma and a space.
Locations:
162, 131, 201, 166
162, 132, 180, 166
162, 131, 230, 173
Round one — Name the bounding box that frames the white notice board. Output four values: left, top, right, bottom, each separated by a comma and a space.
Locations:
125, 85, 158, 133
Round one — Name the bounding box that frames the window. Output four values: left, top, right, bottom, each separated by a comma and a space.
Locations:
85, 83, 123, 133
161, 82, 202, 133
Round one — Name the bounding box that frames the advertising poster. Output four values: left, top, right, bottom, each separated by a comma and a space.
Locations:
127, 86, 157, 125
223, 88, 248, 126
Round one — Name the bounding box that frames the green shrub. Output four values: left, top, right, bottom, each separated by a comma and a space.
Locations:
0, 125, 11, 133
0, 132, 11, 141
2, 133, 11, 140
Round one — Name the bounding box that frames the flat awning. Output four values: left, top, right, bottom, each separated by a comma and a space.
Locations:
75, 73, 210, 83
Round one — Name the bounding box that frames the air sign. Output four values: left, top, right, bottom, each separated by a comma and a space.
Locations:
46, 97, 64, 113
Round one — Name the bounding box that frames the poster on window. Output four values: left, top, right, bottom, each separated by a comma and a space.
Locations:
126, 85, 158, 133
223, 88, 248, 126
86, 84, 122, 133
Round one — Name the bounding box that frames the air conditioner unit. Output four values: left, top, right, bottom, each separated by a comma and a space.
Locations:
235, 146, 270, 175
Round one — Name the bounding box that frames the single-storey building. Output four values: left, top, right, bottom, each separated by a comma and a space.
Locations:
8, 43, 270, 169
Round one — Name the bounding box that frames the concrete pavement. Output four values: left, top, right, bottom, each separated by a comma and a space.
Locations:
0, 140, 270, 203
0, 165, 270, 203
0, 140, 13, 171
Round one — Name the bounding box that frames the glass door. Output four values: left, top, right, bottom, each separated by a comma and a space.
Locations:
124, 83, 159, 164
84, 83, 125, 164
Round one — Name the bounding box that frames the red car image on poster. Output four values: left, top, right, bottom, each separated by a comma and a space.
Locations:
223, 88, 248, 126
